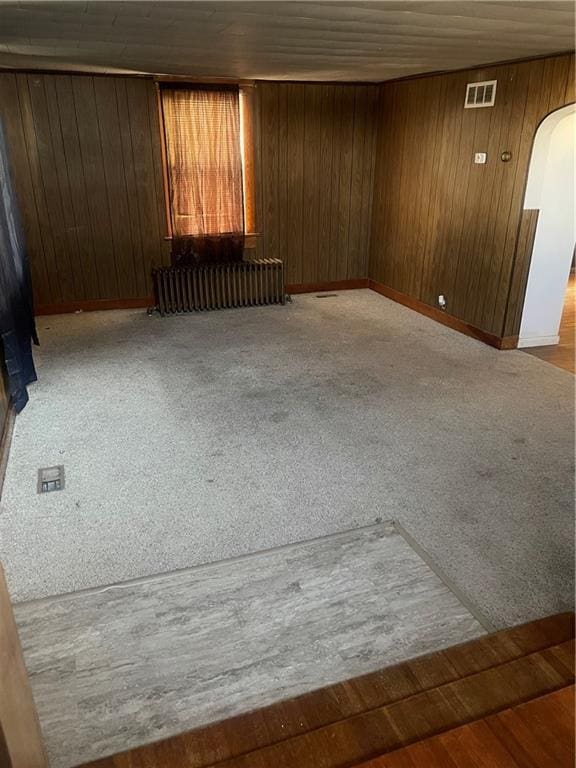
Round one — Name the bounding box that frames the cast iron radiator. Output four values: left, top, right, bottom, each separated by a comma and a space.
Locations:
152, 259, 285, 316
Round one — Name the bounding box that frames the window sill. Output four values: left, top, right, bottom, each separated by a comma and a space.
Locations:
163, 233, 261, 249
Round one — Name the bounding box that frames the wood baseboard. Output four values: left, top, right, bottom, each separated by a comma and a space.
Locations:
369, 280, 516, 350
499, 335, 519, 350
32, 281, 520, 351
287, 279, 370, 294
35, 297, 154, 316
0, 406, 15, 499
36, 281, 371, 314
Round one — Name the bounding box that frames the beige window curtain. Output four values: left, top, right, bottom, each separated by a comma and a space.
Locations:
161, 87, 244, 238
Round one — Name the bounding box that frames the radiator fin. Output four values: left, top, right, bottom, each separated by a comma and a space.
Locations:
152, 260, 285, 316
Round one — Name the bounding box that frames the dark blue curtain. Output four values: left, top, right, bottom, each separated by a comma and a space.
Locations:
0, 118, 38, 412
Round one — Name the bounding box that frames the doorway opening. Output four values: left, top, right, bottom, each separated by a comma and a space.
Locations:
518, 103, 575, 366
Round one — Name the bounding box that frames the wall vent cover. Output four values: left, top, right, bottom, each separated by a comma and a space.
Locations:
464, 80, 497, 108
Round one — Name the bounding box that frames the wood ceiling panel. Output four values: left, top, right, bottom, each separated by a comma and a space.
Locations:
0, 1, 572, 81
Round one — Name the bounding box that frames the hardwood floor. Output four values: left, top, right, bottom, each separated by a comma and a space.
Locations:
524, 272, 576, 374
79, 613, 575, 768
360, 686, 575, 768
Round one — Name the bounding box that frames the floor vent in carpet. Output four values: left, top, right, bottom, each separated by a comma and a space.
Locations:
37, 466, 65, 493
316, 294, 339, 298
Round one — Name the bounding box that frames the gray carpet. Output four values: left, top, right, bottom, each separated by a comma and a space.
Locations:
0, 290, 573, 628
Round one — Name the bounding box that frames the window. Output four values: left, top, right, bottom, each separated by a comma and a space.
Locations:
159, 84, 256, 240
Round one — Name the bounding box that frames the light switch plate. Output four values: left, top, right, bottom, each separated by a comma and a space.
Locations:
474, 152, 487, 164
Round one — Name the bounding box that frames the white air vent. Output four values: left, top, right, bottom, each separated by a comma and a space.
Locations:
464, 80, 497, 108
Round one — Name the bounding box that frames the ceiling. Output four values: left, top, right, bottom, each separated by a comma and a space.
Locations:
0, 1, 573, 82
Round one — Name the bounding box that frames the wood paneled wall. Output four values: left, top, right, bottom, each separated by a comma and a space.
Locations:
370, 53, 575, 337
254, 83, 378, 285
1, 56, 573, 333
0, 73, 170, 311
0, 75, 377, 308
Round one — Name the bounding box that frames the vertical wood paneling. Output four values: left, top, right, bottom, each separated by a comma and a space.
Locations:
145, 81, 171, 267
423, 74, 466, 307
53, 75, 100, 299
464, 65, 515, 326
258, 82, 378, 285
3, 74, 377, 305
348, 87, 368, 279
440, 74, 478, 308
357, 86, 378, 281
503, 209, 540, 339
302, 84, 322, 283
414, 75, 443, 301
317, 85, 336, 281
370, 83, 395, 289
115, 78, 146, 296
124, 78, 167, 294
251, 84, 265, 264
260, 84, 279, 265
370, 53, 575, 337
276, 85, 289, 270
452, 75, 495, 321
16, 73, 62, 304
0, 72, 168, 308
327, 86, 345, 281
42, 76, 85, 301
399, 81, 422, 297
93, 77, 132, 297
27, 76, 77, 303
336, 87, 355, 281
3, 55, 568, 320
565, 60, 575, 104
71, 76, 118, 299
286, 84, 305, 284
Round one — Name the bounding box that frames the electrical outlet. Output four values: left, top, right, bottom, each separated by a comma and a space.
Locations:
438, 294, 447, 310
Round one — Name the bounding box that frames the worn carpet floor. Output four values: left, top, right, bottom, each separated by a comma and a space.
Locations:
0, 290, 574, 627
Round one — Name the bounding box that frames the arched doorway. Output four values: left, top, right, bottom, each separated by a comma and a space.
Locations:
519, 104, 575, 349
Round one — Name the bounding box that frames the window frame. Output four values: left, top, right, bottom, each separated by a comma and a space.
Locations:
156, 80, 258, 247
